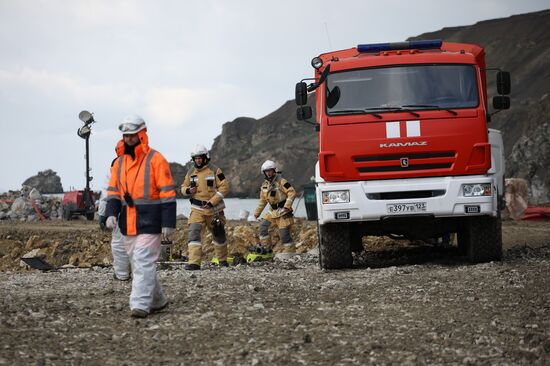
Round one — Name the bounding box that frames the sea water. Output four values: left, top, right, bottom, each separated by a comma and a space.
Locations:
46, 194, 307, 220
177, 198, 307, 219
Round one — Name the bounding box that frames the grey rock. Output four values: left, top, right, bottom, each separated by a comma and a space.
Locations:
22, 169, 63, 193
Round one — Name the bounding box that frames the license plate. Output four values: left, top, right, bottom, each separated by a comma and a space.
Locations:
386, 202, 427, 214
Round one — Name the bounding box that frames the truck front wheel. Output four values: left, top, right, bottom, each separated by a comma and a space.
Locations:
458, 215, 502, 263
318, 223, 353, 269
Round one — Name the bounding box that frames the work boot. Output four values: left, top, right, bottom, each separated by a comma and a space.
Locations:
130, 309, 148, 318
151, 300, 169, 313
213, 244, 228, 263
211, 256, 232, 266
113, 273, 130, 281
282, 243, 296, 254
184, 263, 201, 271
187, 245, 203, 267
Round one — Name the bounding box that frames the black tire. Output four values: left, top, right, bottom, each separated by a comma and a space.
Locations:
86, 212, 95, 221
458, 215, 502, 263
349, 224, 364, 253
318, 223, 353, 269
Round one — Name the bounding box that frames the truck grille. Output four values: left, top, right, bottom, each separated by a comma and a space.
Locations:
354, 151, 455, 173
367, 190, 446, 200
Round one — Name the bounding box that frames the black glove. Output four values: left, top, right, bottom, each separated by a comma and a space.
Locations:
98, 215, 107, 231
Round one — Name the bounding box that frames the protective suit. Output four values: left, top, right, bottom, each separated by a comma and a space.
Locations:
105, 115, 176, 317
98, 190, 130, 280
254, 160, 297, 257
181, 145, 229, 269
98, 140, 130, 280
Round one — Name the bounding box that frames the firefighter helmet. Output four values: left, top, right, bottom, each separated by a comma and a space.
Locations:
191, 144, 210, 168
191, 145, 209, 158
261, 160, 277, 173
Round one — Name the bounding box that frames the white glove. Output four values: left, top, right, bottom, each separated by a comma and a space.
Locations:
106, 216, 118, 229
162, 227, 175, 239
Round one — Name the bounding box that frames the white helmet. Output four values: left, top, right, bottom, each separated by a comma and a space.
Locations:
190, 144, 209, 158
119, 115, 147, 134
261, 160, 277, 173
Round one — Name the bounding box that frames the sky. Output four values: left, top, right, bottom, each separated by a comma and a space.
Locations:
1, 0, 549, 192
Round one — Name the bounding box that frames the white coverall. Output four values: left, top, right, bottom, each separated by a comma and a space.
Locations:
98, 191, 130, 280
124, 234, 167, 311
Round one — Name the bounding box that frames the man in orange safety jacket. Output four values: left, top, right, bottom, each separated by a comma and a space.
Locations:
105, 114, 177, 318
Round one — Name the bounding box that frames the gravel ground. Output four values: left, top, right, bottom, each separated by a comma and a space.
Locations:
0, 222, 549, 365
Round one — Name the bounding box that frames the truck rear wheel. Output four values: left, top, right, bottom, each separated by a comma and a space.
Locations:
458, 215, 502, 263
318, 223, 353, 269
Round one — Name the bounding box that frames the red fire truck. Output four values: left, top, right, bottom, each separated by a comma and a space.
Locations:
295, 40, 511, 269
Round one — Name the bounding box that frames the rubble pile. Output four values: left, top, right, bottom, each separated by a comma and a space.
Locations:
170, 219, 319, 261
0, 219, 320, 271
0, 185, 62, 221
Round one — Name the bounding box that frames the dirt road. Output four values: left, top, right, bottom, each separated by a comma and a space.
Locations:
0, 220, 549, 365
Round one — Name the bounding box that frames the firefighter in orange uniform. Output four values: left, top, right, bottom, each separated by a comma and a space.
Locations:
181, 145, 229, 270
105, 115, 177, 318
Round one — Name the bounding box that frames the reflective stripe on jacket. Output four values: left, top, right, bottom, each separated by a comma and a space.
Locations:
254, 176, 296, 218
105, 130, 176, 235
181, 163, 228, 213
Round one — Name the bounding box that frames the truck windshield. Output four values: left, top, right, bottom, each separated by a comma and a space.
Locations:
326, 64, 479, 115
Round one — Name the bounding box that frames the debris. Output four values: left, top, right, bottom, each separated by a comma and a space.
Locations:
0, 186, 62, 221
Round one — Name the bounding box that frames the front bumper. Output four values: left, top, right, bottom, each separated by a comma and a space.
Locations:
316, 175, 498, 225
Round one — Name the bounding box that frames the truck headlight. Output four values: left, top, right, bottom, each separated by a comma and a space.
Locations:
311, 57, 323, 69
462, 183, 491, 197
322, 190, 350, 204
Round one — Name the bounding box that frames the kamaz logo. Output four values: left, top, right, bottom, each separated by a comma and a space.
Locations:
380, 141, 428, 148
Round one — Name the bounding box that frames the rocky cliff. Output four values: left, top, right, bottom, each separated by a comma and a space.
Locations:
210, 101, 318, 198
22, 169, 63, 193
210, 10, 550, 202
169, 162, 189, 198
409, 10, 550, 203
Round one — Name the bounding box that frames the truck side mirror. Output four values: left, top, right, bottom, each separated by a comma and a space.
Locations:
296, 106, 313, 120
318, 64, 331, 85
295, 82, 308, 106
493, 96, 510, 110
497, 71, 511, 95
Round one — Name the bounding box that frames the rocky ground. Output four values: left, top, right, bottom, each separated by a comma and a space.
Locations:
0, 219, 549, 365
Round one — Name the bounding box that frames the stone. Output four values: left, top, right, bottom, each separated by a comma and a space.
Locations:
68, 254, 80, 266
25, 235, 40, 250
22, 169, 63, 193
22, 248, 46, 259
28, 188, 42, 201
0, 201, 9, 211
11, 197, 27, 215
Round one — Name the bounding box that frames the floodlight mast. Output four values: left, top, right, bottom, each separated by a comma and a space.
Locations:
78, 110, 95, 206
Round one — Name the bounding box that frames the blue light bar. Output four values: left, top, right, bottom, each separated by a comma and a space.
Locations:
357, 40, 442, 53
